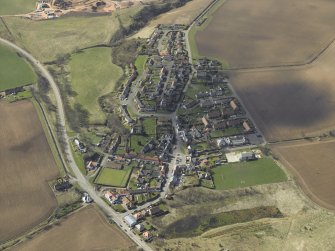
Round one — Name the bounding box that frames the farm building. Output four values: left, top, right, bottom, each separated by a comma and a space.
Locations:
226, 151, 256, 163
124, 215, 137, 227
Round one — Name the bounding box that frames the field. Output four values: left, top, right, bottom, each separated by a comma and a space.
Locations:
0, 43, 36, 91
272, 139, 335, 210
94, 166, 133, 187
212, 158, 287, 190
133, 0, 214, 38
0, 0, 36, 15
69, 47, 123, 124
2, 15, 119, 62
0, 100, 59, 243
230, 42, 335, 142
193, 0, 335, 68
12, 206, 135, 251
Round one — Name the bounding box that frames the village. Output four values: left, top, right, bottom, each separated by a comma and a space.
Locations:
63, 24, 266, 242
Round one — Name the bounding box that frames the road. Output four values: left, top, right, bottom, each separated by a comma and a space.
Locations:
0, 37, 153, 251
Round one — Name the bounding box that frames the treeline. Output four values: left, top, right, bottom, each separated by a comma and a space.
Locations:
110, 0, 192, 44
48, 57, 89, 132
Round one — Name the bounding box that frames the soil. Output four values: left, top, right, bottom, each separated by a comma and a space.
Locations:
0, 100, 59, 244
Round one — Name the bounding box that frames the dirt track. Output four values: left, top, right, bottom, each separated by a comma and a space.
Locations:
12, 206, 136, 251
196, 0, 335, 69
0, 100, 59, 243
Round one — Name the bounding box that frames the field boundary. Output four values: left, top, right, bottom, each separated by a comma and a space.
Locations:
32, 97, 69, 176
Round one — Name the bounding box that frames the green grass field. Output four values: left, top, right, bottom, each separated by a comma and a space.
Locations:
0, 43, 36, 91
142, 117, 156, 136
69, 47, 123, 124
0, 0, 36, 15
135, 55, 148, 77
94, 166, 133, 187
212, 158, 287, 190
3, 15, 120, 62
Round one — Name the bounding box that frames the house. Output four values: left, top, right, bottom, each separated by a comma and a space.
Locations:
143, 231, 153, 241
135, 223, 145, 232
133, 211, 144, 220
124, 215, 137, 228
74, 138, 87, 153
202, 117, 210, 128
230, 136, 247, 146
240, 151, 256, 161
148, 206, 161, 216
230, 99, 239, 111
86, 161, 99, 171
82, 192, 93, 203
54, 181, 72, 192
243, 121, 251, 132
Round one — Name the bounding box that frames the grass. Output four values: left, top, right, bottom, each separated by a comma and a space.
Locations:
212, 158, 287, 190
135, 55, 148, 77
130, 135, 151, 153
70, 143, 86, 175
0, 0, 36, 15
112, 204, 126, 213
32, 99, 67, 176
163, 206, 282, 238
3, 15, 120, 62
210, 127, 244, 138
0, 43, 36, 91
142, 117, 156, 136
94, 166, 133, 187
69, 47, 123, 124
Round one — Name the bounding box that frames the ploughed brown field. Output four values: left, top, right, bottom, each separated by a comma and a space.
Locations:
272, 140, 335, 210
12, 206, 136, 251
195, 0, 335, 68
0, 100, 59, 243
230, 42, 335, 142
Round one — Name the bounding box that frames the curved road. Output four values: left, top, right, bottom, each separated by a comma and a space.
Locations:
0, 38, 153, 251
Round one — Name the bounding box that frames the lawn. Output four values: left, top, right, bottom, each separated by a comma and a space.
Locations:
135, 55, 148, 77
142, 117, 157, 136
3, 15, 120, 62
210, 127, 244, 138
69, 47, 123, 124
130, 135, 151, 153
0, 0, 36, 15
94, 166, 133, 187
212, 158, 287, 190
0, 43, 36, 91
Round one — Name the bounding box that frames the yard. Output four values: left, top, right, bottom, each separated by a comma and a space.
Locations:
135, 55, 148, 77
212, 158, 287, 190
69, 47, 123, 124
0, 43, 37, 92
142, 117, 157, 136
0, 0, 36, 15
130, 134, 151, 153
94, 165, 133, 187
